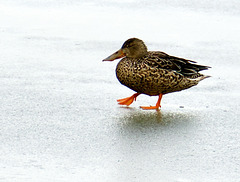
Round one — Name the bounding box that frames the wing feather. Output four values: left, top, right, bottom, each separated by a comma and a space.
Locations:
145, 51, 210, 76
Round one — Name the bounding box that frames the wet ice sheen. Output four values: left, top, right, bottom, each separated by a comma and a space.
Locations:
0, 1, 240, 182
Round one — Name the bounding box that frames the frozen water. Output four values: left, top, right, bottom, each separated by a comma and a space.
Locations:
0, 0, 240, 182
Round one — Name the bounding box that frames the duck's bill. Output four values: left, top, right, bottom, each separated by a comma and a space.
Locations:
102, 49, 125, 61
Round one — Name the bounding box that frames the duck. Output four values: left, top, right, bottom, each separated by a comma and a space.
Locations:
103, 38, 210, 110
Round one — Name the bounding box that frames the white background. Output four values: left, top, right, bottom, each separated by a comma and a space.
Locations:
0, 0, 240, 181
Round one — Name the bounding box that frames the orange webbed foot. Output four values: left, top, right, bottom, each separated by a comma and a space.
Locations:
140, 93, 163, 110
117, 93, 140, 106
140, 105, 161, 110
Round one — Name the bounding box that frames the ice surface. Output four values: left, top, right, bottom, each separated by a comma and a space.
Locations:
0, 0, 240, 182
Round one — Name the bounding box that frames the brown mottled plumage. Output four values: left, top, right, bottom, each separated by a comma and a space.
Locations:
103, 38, 210, 110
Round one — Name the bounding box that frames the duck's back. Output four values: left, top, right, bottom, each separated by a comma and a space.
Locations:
116, 51, 210, 96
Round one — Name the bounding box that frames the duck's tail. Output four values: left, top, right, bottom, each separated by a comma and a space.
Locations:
192, 74, 211, 82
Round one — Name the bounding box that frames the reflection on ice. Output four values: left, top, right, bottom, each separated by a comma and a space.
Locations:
117, 109, 195, 131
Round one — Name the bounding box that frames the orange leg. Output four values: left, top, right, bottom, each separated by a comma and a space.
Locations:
140, 93, 163, 110
117, 93, 141, 106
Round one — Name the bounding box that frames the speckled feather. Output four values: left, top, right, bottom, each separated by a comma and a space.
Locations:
116, 51, 210, 96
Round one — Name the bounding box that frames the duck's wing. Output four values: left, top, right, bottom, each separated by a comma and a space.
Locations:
145, 51, 211, 76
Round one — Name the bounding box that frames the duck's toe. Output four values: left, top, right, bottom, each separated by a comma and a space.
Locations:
117, 93, 140, 106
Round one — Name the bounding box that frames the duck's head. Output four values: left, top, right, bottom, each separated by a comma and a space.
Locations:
103, 38, 148, 61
